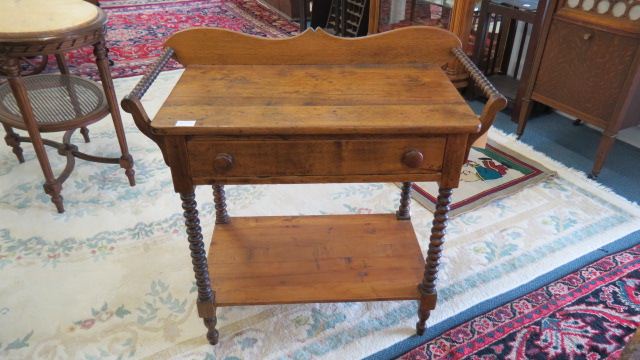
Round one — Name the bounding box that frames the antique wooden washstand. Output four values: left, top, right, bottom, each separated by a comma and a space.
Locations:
121, 26, 506, 345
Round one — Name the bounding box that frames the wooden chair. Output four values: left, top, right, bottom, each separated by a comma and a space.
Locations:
472, 0, 539, 103
325, 0, 370, 36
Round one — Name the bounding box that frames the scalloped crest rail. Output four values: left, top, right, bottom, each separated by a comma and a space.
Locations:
165, 26, 461, 66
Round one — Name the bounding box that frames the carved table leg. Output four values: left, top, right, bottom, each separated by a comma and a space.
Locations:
55, 53, 70, 74
55, 53, 91, 143
213, 185, 230, 224
416, 187, 452, 336
3, 58, 64, 213
396, 181, 412, 220
94, 34, 135, 186
3, 124, 25, 163
180, 192, 219, 345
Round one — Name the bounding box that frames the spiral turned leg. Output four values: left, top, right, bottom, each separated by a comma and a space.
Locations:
416, 187, 452, 336
180, 192, 219, 345
213, 185, 230, 224
396, 182, 412, 220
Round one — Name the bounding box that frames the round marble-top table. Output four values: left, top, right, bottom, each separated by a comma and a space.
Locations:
0, 0, 135, 213
0, 0, 100, 36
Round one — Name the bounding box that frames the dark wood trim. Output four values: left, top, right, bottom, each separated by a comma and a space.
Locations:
2, 58, 64, 212
213, 185, 230, 224
531, 92, 608, 128
396, 182, 413, 220
0, 10, 107, 57
94, 34, 135, 186
180, 191, 218, 345
192, 173, 443, 185
2, 123, 25, 163
416, 187, 452, 335
453, 48, 507, 147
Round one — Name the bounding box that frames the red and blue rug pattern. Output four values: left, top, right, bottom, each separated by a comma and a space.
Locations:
54, 0, 298, 79
399, 244, 640, 359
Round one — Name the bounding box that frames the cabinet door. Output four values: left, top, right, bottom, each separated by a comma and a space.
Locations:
534, 19, 637, 125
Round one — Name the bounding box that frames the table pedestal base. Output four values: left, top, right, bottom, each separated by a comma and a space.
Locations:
11, 128, 134, 212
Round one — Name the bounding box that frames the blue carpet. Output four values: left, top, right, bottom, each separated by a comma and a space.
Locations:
485, 104, 640, 203
367, 106, 640, 359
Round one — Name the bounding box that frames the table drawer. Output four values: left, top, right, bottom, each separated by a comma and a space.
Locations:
187, 138, 446, 179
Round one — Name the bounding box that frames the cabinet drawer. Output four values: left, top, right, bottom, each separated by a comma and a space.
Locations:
534, 19, 637, 123
186, 137, 446, 179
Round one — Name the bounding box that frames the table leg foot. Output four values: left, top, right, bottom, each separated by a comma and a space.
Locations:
516, 98, 533, 139
120, 155, 136, 186
590, 133, 615, 181
204, 317, 219, 345
44, 181, 64, 213
416, 310, 430, 336
3, 124, 25, 163
416, 286, 436, 336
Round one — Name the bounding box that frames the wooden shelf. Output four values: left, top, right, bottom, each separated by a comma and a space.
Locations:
208, 214, 425, 306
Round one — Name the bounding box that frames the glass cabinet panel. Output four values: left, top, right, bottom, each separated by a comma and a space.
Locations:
377, 0, 456, 32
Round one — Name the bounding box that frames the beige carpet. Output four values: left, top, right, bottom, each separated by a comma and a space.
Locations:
1, 70, 639, 359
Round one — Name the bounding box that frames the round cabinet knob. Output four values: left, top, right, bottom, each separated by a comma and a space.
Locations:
213, 153, 234, 172
583, 33, 592, 40
402, 149, 424, 168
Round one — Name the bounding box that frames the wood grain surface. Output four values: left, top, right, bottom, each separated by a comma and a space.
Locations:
534, 19, 637, 123
208, 214, 425, 306
186, 137, 446, 179
165, 26, 461, 66
151, 64, 480, 136
119, 25, 505, 345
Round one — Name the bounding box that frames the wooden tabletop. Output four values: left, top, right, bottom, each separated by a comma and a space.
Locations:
151, 63, 480, 136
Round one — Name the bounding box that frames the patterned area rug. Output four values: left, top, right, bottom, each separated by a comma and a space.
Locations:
407, 142, 555, 217
398, 244, 640, 359
1, 71, 640, 359
48, 0, 298, 79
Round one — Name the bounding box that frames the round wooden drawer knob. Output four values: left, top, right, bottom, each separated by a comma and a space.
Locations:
214, 153, 234, 172
402, 149, 424, 168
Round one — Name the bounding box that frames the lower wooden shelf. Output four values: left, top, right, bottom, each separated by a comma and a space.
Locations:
208, 214, 425, 306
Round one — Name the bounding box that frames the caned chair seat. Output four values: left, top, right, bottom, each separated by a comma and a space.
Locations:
0, 75, 108, 132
